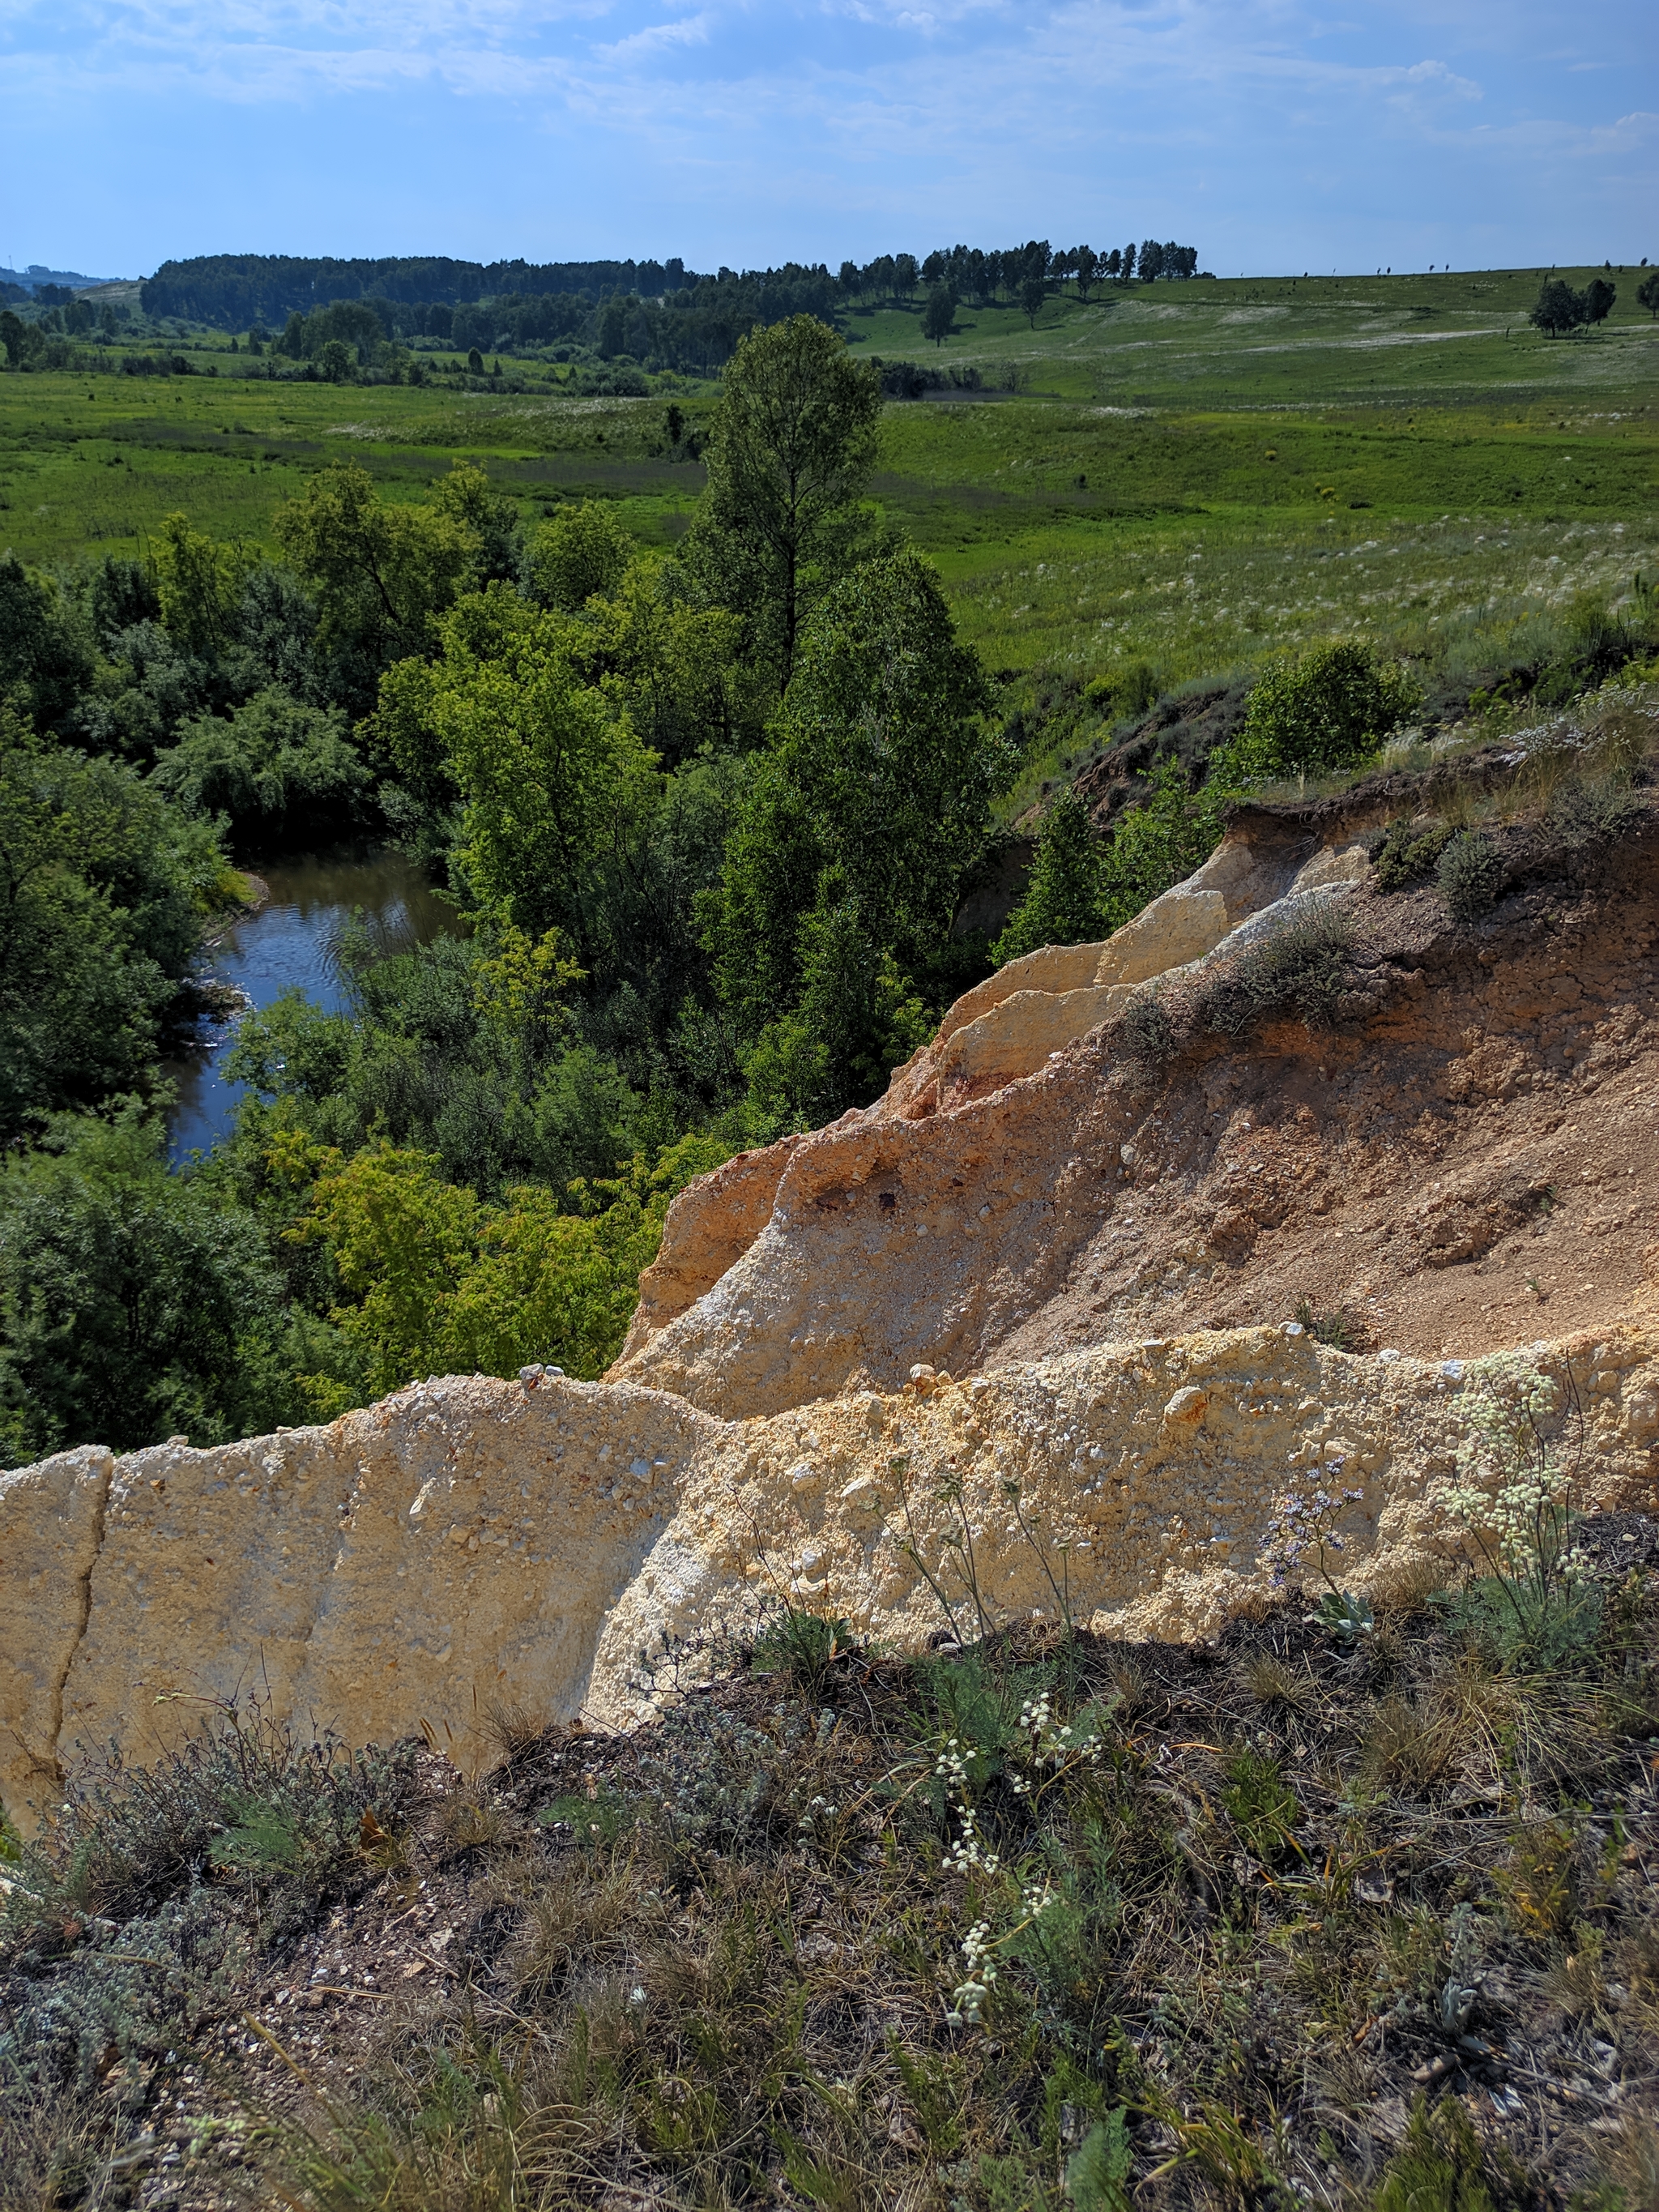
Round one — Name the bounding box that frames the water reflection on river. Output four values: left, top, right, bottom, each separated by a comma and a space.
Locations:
164, 847, 464, 1161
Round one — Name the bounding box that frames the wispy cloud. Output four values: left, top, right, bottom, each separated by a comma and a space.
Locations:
2, 0, 1653, 271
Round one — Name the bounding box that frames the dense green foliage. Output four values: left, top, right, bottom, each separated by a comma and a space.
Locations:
994, 756, 1226, 965
0, 1107, 316, 1463
0, 319, 1026, 1462
2, 281, 1653, 1467
1209, 638, 1422, 787
706, 549, 1006, 1123
151, 687, 370, 851
0, 717, 239, 1140
1529, 275, 1617, 337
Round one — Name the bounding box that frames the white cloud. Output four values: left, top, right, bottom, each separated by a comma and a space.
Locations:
5, 0, 1653, 267
595, 8, 714, 62
1394, 57, 1482, 98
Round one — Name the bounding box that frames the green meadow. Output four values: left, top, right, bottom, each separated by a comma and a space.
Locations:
3, 265, 1654, 698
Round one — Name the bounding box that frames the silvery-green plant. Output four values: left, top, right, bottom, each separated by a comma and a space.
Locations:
936, 1688, 1111, 2026
1439, 1352, 1592, 1660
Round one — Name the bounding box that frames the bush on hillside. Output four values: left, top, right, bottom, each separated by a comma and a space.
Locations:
1204, 899, 1355, 1036
1367, 813, 1456, 890
1437, 831, 1504, 920
1212, 639, 1421, 788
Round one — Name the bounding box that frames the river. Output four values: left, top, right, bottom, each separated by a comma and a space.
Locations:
164, 847, 464, 1161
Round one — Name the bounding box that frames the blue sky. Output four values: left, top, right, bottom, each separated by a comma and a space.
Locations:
2, 0, 1653, 280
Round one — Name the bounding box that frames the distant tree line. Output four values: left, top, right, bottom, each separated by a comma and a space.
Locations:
139, 254, 694, 328
0, 298, 133, 369
133, 237, 1204, 377
263, 263, 847, 379
910, 238, 1201, 304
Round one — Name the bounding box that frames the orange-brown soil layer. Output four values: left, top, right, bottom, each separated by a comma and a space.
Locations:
619, 800, 1658, 1420
1005, 821, 1659, 1367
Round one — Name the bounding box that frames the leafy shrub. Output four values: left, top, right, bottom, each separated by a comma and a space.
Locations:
1204, 899, 1354, 1037
1098, 754, 1221, 933
633, 1701, 810, 1860
0, 1105, 322, 1465
0, 722, 232, 1142
1545, 775, 1644, 854
1437, 831, 1504, 920
151, 685, 371, 851
1209, 640, 1420, 787
301, 1128, 731, 1403
25, 1708, 417, 1928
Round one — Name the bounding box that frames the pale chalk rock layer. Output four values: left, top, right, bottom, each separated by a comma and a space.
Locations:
5, 1326, 1657, 1826
7, 798, 1659, 1827
1, 1380, 710, 1826
616, 818, 1377, 1404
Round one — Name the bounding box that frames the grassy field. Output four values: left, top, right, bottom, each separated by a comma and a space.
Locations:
849, 263, 1659, 407
2, 267, 1654, 698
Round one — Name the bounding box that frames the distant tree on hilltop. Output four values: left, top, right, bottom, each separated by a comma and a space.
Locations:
1583, 276, 1616, 324
923, 286, 957, 347
1529, 277, 1614, 337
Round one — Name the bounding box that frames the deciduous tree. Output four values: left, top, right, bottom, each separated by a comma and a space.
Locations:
681, 315, 882, 694
923, 286, 957, 347
705, 549, 1008, 1112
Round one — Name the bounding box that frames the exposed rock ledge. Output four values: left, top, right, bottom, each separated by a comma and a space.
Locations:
6, 784, 1658, 1830
5, 1328, 1657, 1829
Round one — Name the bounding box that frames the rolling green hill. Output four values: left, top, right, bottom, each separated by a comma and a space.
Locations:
2, 266, 1653, 706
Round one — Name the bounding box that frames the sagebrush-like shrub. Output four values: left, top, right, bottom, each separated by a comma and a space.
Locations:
1205, 902, 1355, 1036
1116, 989, 1176, 1074
1437, 831, 1503, 920
1368, 815, 1455, 892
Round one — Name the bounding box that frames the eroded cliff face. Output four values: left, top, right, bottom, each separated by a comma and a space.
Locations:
5, 784, 1658, 1829
1, 1381, 710, 1826
613, 806, 1659, 1420
7, 1327, 1657, 1825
